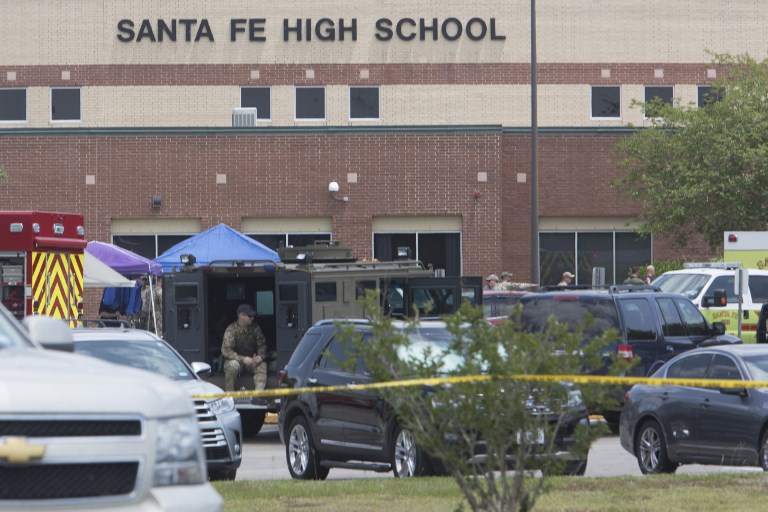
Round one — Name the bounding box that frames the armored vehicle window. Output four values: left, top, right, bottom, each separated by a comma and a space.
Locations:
175, 284, 199, 302
315, 282, 337, 303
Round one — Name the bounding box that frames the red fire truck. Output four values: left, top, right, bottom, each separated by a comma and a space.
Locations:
0, 211, 86, 322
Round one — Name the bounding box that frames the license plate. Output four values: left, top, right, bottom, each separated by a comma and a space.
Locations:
516, 428, 545, 445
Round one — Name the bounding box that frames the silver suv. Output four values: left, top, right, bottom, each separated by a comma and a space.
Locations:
0, 305, 222, 510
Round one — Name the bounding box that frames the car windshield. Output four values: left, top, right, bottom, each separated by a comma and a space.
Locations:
396, 325, 465, 373
520, 296, 620, 339
742, 354, 768, 382
73, 338, 195, 381
653, 273, 710, 300
0, 305, 35, 350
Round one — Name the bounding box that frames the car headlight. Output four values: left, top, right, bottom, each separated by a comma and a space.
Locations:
209, 396, 235, 415
153, 416, 205, 486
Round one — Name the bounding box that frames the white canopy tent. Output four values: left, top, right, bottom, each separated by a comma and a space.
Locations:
83, 252, 135, 288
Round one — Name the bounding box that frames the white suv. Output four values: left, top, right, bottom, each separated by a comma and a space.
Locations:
653, 266, 768, 343
0, 306, 223, 511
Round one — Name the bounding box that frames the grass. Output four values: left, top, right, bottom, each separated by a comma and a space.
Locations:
213, 473, 768, 512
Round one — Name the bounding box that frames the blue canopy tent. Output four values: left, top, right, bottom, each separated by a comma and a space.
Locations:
154, 223, 281, 272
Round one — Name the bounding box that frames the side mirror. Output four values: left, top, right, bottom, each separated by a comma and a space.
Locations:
702, 289, 727, 308
712, 321, 726, 335
720, 387, 747, 398
191, 361, 212, 377
23, 315, 75, 352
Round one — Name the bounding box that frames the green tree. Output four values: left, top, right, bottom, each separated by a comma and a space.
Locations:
343, 294, 631, 512
0, 166, 6, 181
612, 53, 768, 249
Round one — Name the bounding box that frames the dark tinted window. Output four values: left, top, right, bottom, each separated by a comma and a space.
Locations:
708, 355, 741, 380
591, 86, 620, 118
618, 298, 656, 341
288, 332, 323, 366
520, 296, 620, 339
644, 86, 673, 117
676, 298, 708, 336
350, 86, 380, 119
315, 282, 337, 303
666, 353, 711, 379
657, 297, 685, 336
318, 334, 368, 373
0, 89, 26, 121
241, 87, 271, 119
51, 88, 81, 121
296, 87, 325, 119
749, 275, 768, 303
704, 276, 738, 303
698, 86, 723, 107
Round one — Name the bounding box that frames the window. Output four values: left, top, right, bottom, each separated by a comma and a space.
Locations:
0, 89, 26, 122
315, 282, 337, 303
295, 86, 325, 120
591, 86, 620, 119
644, 86, 673, 117
707, 355, 741, 381
657, 298, 685, 337
749, 275, 768, 303
246, 233, 331, 252
539, 231, 651, 286
241, 87, 271, 120
350, 86, 380, 120
51, 88, 81, 122
704, 276, 738, 304
112, 234, 194, 259
618, 299, 656, 341
675, 298, 708, 336
666, 353, 711, 379
373, 232, 461, 277
698, 86, 723, 107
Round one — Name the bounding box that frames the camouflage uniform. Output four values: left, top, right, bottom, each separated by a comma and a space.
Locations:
152, 284, 163, 338
221, 321, 267, 392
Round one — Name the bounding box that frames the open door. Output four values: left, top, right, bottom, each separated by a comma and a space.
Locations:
274, 270, 311, 372
164, 271, 206, 363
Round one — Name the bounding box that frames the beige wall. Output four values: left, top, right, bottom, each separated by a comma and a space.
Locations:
1, 0, 767, 66
5, 83, 709, 128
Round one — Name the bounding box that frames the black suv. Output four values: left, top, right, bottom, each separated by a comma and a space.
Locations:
277, 319, 590, 479
519, 286, 741, 427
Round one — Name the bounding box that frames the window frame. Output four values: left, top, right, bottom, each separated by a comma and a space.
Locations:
295, 86, 326, 121
111, 233, 195, 259
643, 85, 674, 119
697, 85, 723, 108
590, 85, 621, 120
240, 86, 272, 121
349, 85, 381, 121
0, 88, 28, 123
50, 87, 82, 123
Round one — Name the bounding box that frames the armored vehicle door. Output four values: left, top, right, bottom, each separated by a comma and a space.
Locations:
275, 271, 311, 372
164, 271, 207, 363
403, 277, 481, 318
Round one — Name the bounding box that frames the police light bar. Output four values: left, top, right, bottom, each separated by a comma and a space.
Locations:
683, 262, 742, 269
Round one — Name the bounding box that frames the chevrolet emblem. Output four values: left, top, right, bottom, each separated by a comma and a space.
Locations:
0, 437, 46, 464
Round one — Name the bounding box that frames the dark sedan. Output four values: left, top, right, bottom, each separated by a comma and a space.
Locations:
620, 345, 768, 474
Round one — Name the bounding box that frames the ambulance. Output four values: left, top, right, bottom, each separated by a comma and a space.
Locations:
652, 231, 768, 343
0, 211, 86, 324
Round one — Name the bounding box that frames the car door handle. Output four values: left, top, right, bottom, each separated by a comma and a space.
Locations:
699, 398, 710, 408
660, 391, 669, 401
665, 345, 675, 352
307, 378, 318, 385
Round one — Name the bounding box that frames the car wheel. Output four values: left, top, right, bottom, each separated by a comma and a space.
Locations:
759, 430, 768, 471
391, 425, 431, 478
635, 420, 676, 474
241, 410, 266, 438
208, 468, 237, 481
286, 416, 329, 480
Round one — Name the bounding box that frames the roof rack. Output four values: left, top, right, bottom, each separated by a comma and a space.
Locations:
71, 318, 133, 328
608, 284, 661, 293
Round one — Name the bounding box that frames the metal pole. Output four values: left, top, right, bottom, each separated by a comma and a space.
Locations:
530, 0, 540, 284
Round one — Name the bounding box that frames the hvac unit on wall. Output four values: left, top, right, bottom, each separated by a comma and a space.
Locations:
232, 108, 258, 127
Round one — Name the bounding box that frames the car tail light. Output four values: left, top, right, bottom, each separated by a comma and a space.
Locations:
623, 390, 631, 404
277, 370, 287, 387
617, 344, 634, 360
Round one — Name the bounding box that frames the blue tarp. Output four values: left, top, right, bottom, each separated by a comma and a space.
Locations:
154, 223, 281, 272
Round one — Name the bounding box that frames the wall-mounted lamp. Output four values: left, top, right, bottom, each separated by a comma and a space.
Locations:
151, 194, 162, 209
328, 181, 349, 203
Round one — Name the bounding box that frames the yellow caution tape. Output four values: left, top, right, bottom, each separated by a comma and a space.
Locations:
192, 373, 766, 401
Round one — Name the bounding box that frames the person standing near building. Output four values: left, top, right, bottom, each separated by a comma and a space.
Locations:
558, 271, 575, 286
645, 265, 656, 285
624, 267, 645, 285
221, 303, 268, 399
151, 276, 163, 338
499, 271, 514, 290
485, 274, 503, 291
138, 276, 150, 330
